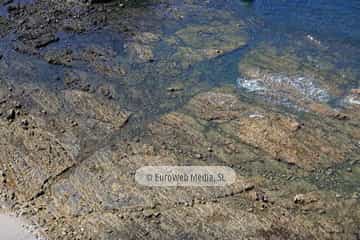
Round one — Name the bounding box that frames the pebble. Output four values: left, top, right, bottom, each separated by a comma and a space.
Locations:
167, 87, 184, 92
326, 169, 334, 176
6, 109, 16, 121
15, 102, 22, 109
294, 194, 305, 204
20, 119, 29, 129
143, 210, 153, 218
289, 121, 301, 131
318, 209, 326, 214
244, 183, 255, 192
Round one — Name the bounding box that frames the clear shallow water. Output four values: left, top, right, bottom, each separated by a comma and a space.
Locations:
0, 0, 359, 116
206, 0, 360, 79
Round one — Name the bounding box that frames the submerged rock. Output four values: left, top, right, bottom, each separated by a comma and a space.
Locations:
167, 21, 248, 68
238, 44, 357, 112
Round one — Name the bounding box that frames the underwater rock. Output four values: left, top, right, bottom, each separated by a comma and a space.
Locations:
64, 90, 130, 129
167, 21, 248, 68
44, 49, 73, 66
126, 42, 154, 63
308, 103, 348, 120
0, 16, 9, 37
124, 31, 161, 63
238, 44, 356, 112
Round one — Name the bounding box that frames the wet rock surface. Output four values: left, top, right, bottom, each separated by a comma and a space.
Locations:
0, 0, 359, 239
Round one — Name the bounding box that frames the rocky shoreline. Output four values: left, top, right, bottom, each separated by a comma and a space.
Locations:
0, 0, 359, 239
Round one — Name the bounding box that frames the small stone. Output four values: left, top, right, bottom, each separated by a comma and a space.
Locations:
326, 169, 334, 176
6, 109, 15, 121
20, 119, 29, 129
167, 86, 184, 92
247, 208, 253, 212
253, 191, 268, 202
294, 194, 305, 204
289, 121, 301, 131
244, 183, 255, 191
0, 176, 5, 184
351, 192, 359, 199
14, 102, 22, 109
143, 210, 153, 218
318, 209, 326, 214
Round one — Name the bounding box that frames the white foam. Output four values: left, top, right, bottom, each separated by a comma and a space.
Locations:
236, 78, 266, 92
306, 34, 322, 46
346, 96, 360, 105
236, 74, 330, 102
249, 113, 265, 119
